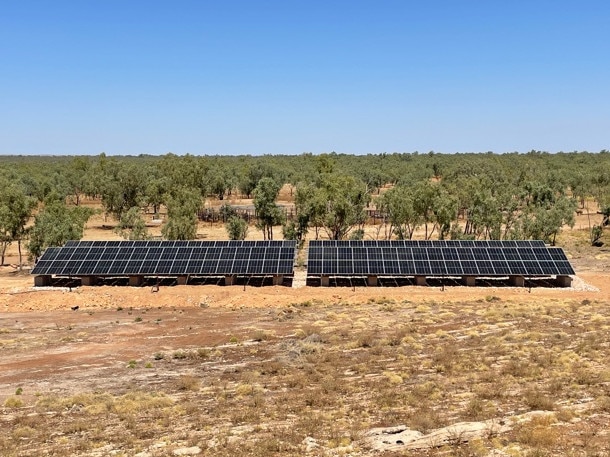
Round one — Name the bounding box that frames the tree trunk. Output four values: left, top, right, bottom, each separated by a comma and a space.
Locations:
0, 242, 6, 266
18, 239, 23, 271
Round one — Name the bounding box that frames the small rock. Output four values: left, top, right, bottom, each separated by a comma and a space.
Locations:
304, 333, 322, 343
303, 436, 319, 452
173, 446, 202, 456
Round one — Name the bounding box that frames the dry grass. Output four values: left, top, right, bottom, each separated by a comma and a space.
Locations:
2, 296, 610, 456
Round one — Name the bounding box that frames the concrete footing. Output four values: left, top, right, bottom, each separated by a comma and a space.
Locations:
555, 275, 572, 287
34, 275, 52, 287
272, 275, 284, 286
367, 275, 378, 287
509, 275, 525, 287
462, 276, 476, 286
415, 275, 428, 286
177, 275, 188, 285
81, 276, 97, 286
225, 275, 236, 286
320, 276, 330, 287
129, 275, 144, 287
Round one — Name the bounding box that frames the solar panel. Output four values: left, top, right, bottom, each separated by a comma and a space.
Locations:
305, 240, 574, 278
31, 240, 296, 277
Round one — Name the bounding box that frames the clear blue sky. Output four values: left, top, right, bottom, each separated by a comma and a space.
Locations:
1, 1, 609, 155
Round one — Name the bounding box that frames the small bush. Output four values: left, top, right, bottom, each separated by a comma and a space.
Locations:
4, 397, 24, 408
357, 331, 376, 348
251, 329, 270, 342
523, 389, 555, 411
595, 395, 610, 412
408, 406, 444, 434
196, 348, 210, 359
176, 374, 200, 391
516, 416, 558, 448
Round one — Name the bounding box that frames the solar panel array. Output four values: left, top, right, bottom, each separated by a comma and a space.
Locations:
31, 240, 296, 277
307, 240, 574, 277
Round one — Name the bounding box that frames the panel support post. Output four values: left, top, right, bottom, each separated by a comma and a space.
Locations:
555, 275, 572, 287
272, 275, 284, 286
34, 275, 52, 287
367, 275, 378, 287
177, 275, 188, 286
462, 276, 476, 287
129, 275, 144, 287
509, 275, 525, 287
81, 276, 97, 286
224, 275, 236, 286
320, 276, 330, 287
415, 275, 428, 286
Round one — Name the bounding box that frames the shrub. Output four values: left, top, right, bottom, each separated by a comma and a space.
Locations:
176, 374, 200, 391
4, 397, 24, 408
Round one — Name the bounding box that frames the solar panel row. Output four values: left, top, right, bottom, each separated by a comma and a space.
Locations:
64, 240, 290, 248
32, 240, 296, 276
309, 240, 546, 248
307, 241, 574, 277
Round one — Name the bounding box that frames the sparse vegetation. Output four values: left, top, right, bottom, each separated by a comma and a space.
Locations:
1, 293, 609, 456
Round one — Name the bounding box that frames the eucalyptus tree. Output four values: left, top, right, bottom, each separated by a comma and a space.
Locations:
225, 216, 249, 240
318, 174, 370, 240
206, 163, 233, 200
431, 187, 458, 240
99, 160, 147, 222
0, 179, 37, 268
28, 193, 94, 260
114, 206, 150, 240
518, 193, 576, 245
375, 185, 420, 240
291, 182, 326, 240
161, 186, 201, 240
413, 181, 438, 240
64, 157, 95, 205
253, 177, 284, 240
239, 161, 285, 198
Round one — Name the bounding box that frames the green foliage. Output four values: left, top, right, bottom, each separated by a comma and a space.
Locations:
114, 206, 150, 240
162, 187, 201, 240
318, 174, 370, 240
376, 185, 420, 240
28, 201, 94, 259
293, 182, 326, 239
219, 203, 236, 219
517, 193, 577, 245
239, 162, 284, 198
225, 216, 248, 240
0, 179, 37, 266
253, 177, 284, 240
3, 151, 610, 251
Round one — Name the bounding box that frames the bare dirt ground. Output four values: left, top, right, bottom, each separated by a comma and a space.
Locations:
1, 199, 609, 456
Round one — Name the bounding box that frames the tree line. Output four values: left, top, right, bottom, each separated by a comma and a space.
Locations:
1, 150, 610, 268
